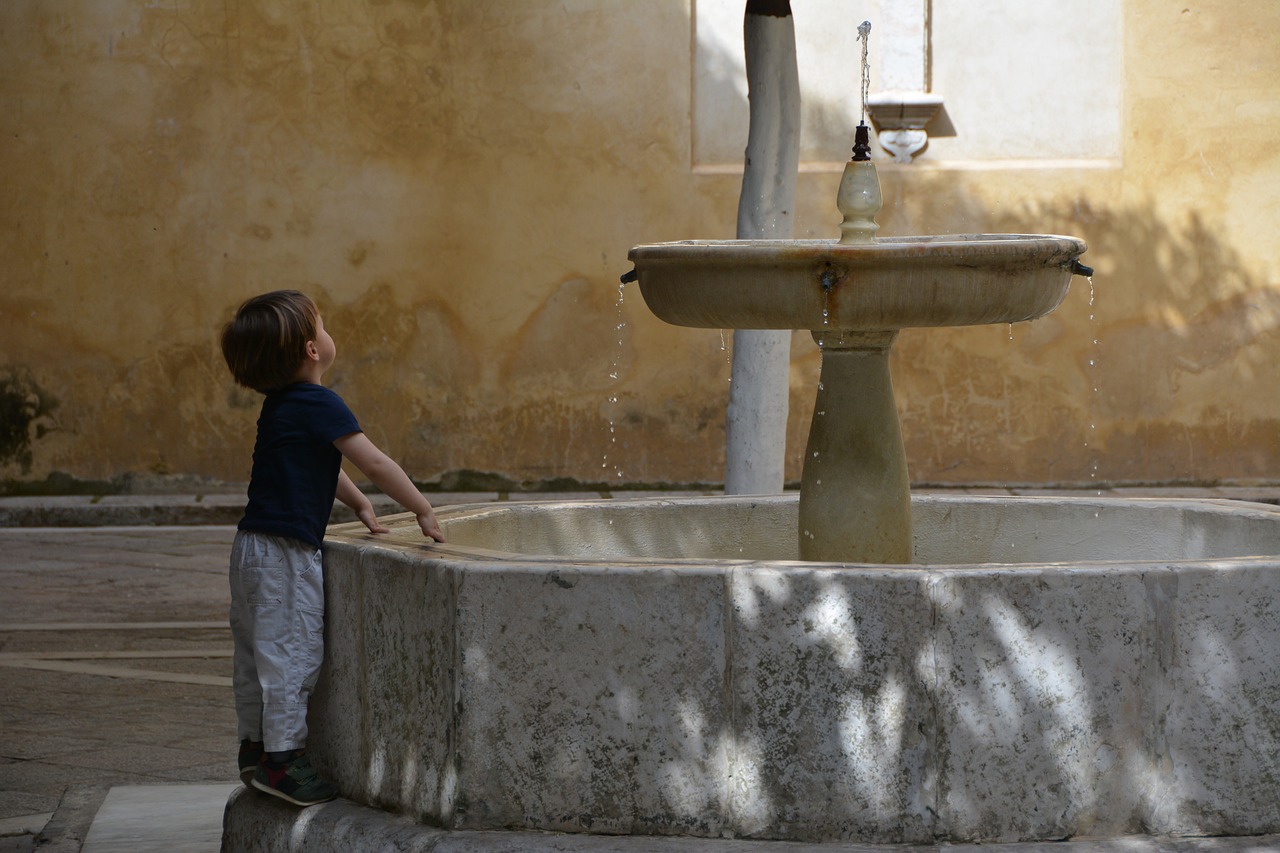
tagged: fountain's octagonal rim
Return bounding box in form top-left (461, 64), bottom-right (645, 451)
top-left (325, 494), bottom-right (1280, 571)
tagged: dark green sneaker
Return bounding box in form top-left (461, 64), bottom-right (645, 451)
top-left (251, 750), bottom-right (338, 807)
top-left (238, 740), bottom-right (264, 786)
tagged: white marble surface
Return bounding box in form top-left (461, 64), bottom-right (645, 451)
top-left (82, 783), bottom-right (237, 853)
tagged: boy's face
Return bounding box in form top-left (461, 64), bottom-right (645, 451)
top-left (312, 313), bottom-right (336, 375)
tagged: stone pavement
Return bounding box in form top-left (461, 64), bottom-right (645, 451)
top-left (0, 524), bottom-right (239, 851)
top-left (1, 486), bottom-right (1279, 852)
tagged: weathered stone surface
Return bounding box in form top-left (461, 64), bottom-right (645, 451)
top-left (311, 543), bottom-right (458, 821)
top-left (454, 562), bottom-right (729, 836)
top-left (727, 566), bottom-right (934, 843)
top-left (1157, 563), bottom-right (1280, 834)
top-left (931, 567), bottom-right (1155, 841)
top-left (285, 496), bottom-right (1280, 845)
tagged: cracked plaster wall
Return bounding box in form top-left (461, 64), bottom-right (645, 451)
top-left (0, 1), bottom-right (1277, 491)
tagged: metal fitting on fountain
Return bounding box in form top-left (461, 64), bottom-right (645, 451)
top-left (837, 122), bottom-right (882, 244)
top-left (851, 121), bottom-right (873, 161)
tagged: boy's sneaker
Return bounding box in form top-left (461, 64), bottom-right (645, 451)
top-left (238, 740), bottom-right (264, 786)
top-left (251, 750), bottom-right (338, 807)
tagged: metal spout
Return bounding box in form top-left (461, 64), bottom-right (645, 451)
top-left (1070, 259), bottom-right (1093, 278)
top-left (852, 122), bottom-right (872, 162)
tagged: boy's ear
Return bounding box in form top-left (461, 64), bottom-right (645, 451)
top-left (303, 339), bottom-right (319, 361)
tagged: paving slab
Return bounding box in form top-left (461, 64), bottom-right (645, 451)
top-left (78, 784), bottom-right (236, 852)
top-left (0, 812), bottom-right (51, 836)
top-left (0, 525), bottom-right (238, 850)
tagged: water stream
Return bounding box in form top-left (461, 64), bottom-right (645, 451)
top-left (602, 281), bottom-right (628, 483)
top-left (857, 20), bottom-right (872, 123)
top-left (1084, 275), bottom-right (1101, 515)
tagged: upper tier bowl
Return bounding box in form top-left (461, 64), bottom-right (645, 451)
top-left (628, 234), bottom-right (1088, 331)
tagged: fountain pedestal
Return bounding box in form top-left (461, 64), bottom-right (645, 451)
top-left (801, 330), bottom-right (909, 562)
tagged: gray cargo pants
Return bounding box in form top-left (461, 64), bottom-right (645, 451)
top-left (228, 530), bottom-right (325, 753)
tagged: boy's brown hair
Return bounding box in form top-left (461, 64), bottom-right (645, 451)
top-left (220, 290), bottom-right (318, 393)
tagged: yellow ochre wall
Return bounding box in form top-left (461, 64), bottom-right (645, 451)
top-left (1, 1), bottom-right (1277, 492)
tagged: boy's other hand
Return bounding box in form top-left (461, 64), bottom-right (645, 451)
top-left (357, 507), bottom-right (391, 534)
top-left (417, 509), bottom-right (445, 542)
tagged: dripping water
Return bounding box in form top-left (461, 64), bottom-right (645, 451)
top-left (1084, 275), bottom-right (1101, 515)
top-left (602, 281), bottom-right (628, 481)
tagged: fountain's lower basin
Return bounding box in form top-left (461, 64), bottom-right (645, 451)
top-left (237, 495), bottom-right (1280, 847)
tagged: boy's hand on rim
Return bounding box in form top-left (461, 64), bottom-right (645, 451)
top-left (356, 506), bottom-right (391, 535)
top-left (417, 510), bottom-right (445, 542)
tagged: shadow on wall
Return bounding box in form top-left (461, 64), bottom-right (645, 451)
top-left (794, 181), bottom-right (1280, 487)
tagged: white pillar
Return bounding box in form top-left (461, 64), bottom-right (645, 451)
top-left (725, 0), bottom-right (799, 496)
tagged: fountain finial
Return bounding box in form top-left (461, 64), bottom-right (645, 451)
top-left (837, 122), bottom-right (881, 243)
top-left (841, 22), bottom-right (880, 243)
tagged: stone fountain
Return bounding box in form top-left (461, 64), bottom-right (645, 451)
top-left (223, 135), bottom-right (1280, 853)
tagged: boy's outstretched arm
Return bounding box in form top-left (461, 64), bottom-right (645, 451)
top-left (334, 432), bottom-right (445, 541)
top-left (336, 468), bottom-right (391, 534)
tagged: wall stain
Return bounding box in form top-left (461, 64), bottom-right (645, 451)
top-left (0, 370), bottom-right (58, 474)
top-left (348, 241), bottom-right (374, 267)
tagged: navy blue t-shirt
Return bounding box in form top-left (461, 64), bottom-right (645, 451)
top-left (238, 383), bottom-right (361, 548)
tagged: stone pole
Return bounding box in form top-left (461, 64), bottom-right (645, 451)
top-left (725, 0), bottom-right (800, 495)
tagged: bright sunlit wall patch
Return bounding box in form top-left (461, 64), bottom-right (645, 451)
top-left (692, 0), bottom-right (1122, 170)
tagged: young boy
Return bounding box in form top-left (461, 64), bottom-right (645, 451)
top-left (219, 289), bottom-right (444, 807)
